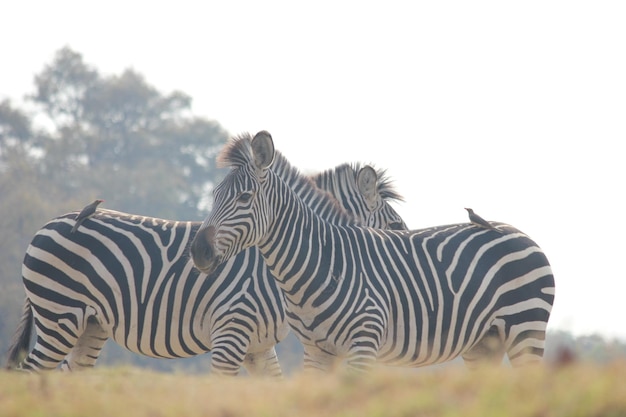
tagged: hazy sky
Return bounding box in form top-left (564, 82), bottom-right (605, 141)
top-left (2, 1), bottom-right (625, 339)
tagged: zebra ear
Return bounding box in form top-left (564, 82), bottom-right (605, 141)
top-left (357, 166), bottom-right (379, 210)
top-left (251, 130), bottom-right (275, 170)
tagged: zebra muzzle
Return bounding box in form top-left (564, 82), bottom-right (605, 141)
top-left (190, 226), bottom-right (220, 274)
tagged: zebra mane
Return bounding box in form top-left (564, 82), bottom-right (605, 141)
top-left (271, 150), bottom-right (305, 187)
top-left (216, 132), bottom-right (306, 182)
top-left (217, 133), bottom-right (357, 225)
top-left (316, 162), bottom-right (405, 203)
top-left (217, 133), bottom-right (255, 169)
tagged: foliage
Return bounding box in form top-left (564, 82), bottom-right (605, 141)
top-left (545, 330), bottom-right (626, 364)
top-left (2, 362), bottom-right (626, 417)
top-left (17, 46), bottom-right (229, 218)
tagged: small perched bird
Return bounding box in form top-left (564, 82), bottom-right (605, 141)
top-left (464, 208), bottom-right (501, 233)
top-left (71, 199), bottom-right (104, 233)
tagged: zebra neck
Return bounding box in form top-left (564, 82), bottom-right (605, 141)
top-left (258, 176), bottom-right (339, 299)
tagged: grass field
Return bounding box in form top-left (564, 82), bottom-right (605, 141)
top-left (2, 361), bottom-right (625, 417)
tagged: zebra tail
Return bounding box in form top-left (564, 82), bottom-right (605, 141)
top-left (5, 298), bottom-right (33, 369)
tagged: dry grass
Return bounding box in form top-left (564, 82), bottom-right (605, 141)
top-left (1, 362), bottom-right (626, 417)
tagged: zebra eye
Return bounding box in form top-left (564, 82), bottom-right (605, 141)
top-left (237, 191), bottom-right (254, 205)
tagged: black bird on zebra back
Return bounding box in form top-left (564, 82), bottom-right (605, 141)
top-left (464, 207), bottom-right (502, 233)
top-left (71, 199), bottom-right (104, 233)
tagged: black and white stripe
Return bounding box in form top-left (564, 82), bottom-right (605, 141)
top-left (6, 135), bottom-right (406, 376)
top-left (191, 131), bottom-right (555, 372)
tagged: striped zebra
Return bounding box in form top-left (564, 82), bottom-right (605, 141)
top-left (190, 131), bottom-right (556, 372)
top-left (5, 142), bottom-right (407, 376)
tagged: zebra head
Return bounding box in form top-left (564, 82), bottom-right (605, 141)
top-left (312, 163), bottom-right (408, 231)
top-left (191, 131), bottom-right (276, 275)
top-left (356, 165), bottom-right (407, 230)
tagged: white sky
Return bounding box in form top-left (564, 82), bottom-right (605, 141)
top-left (2, 1), bottom-right (625, 340)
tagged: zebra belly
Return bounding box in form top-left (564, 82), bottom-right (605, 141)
top-left (103, 291), bottom-right (284, 360)
top-left (376, 325), bottom-right (474, 367)
top-left (109, 319), bottom-right (212, 359)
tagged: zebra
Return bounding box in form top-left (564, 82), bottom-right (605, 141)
top-left (190, 131), bottom-right (556, 372)
top-left (5, 141), bottom-right (407, 376)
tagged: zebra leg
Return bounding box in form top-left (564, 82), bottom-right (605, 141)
top-left (302, 345), bottom-right (336, 373)
top-left (341, 310), bottom-right (384, 373)
top-left (505, 320), bottom-right (549, 367)
top-left (60, 316), bottom-right (109, 371)
top-left (242, 347), bottom-right (283, 377)
top-left (462, 321), bottom-right (507, 369)
top-left (344, 334), bottom-right (381, 373)
top-left (209, 333), bottom-right (252, 376)
top-left (20, 308), bottom-right (91, 371)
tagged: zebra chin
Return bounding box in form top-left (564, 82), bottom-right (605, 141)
top-left (191, 250), bottom-right (223, 276)
top-left (193, 257), bottom-right (222, 276)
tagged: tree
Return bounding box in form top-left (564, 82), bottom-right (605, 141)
top-left (0, 100), bottom-right (54, 347)
top-left (27, 46), bottom-right (229, 219)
